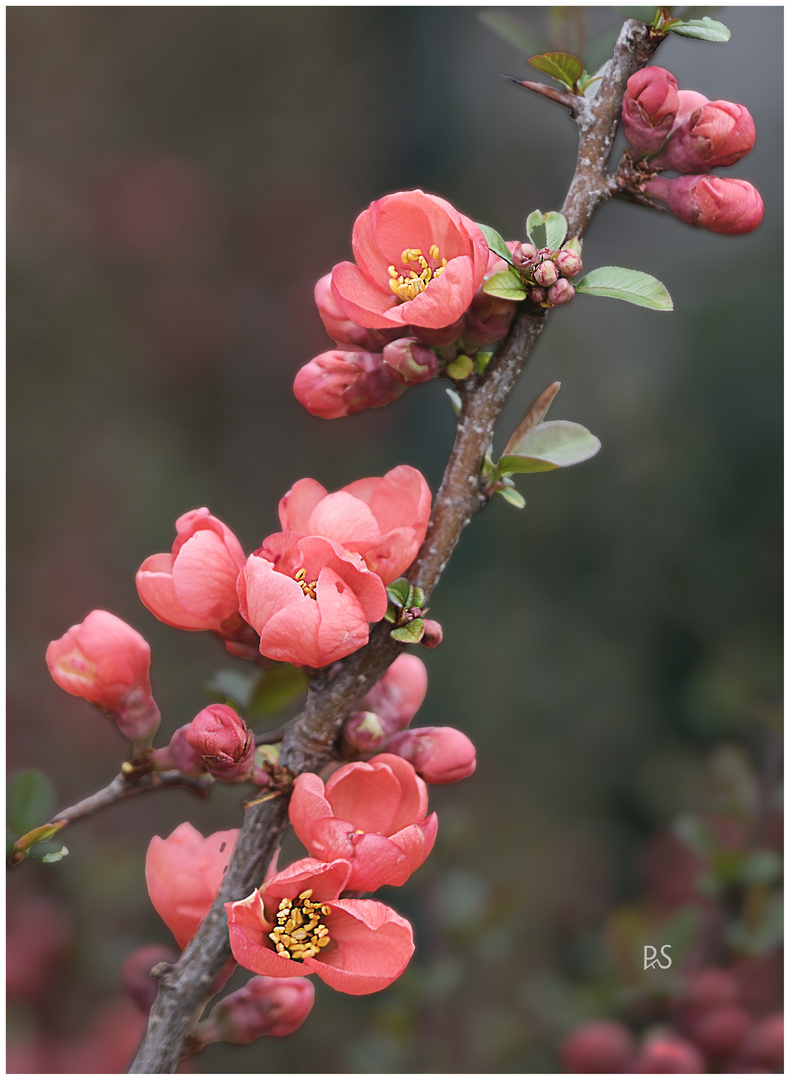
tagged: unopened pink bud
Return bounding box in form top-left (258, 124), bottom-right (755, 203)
top-left (205, 976), bottom-right (314, 1042)
top-left (644, 174), bottom-right (763, 235)
top-left (653, 100), bottom-right (756, 173)
top-left (621, 66), bottom-right (680, 158)
top-left (547, 279), bottom-right (575, 306)
top-left (511, 242), bottom-right (538, 268)
top-left (383, 725), bottom-right (476, 784)
top-left (675, 89), bottom-right (709, 123)
top-left (151, 723), bottom-right (207, 775)
top-left (420, 619), bottom-right (443, 648)
top-left (314, 273), bottom-right (399, 351)
top-left (343, 710), bottom-right (387, 752)
top-left (186, 704), bottom-right (254, 782)
top-left (555, 249), bottom-right (582, 278)
top-left (121, 944), bottom-right (178, 1014)
top-left (382, 337), bottom-right (440, 384)
top-left (413, 317), bottom-right (466, 348)
top-left (533, 259), bottom-right (558, 288)
top-left (294, 349), bottom-right (406, 419)
top-left (530, 287), bottom-right (546, 304)
top-left (560, 1021), bottom-right (636, 1073)
top-left (46, 610), bottom-right (160, 746)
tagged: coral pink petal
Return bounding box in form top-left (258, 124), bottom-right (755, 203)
top-left (299, 537), bottom-right (388, 621)
top-left (307, 492), bottom-right (381, 546)
top-left (288, 774), bottom-right (336, 848)
top-left (364, 465), bottom-right (431, 535)
top-left (399, 256), bottom-right (475, 328)
top-left (351, 205), bottom-right (400, 286)
top-left (387, 816), bottom-right (438, 880)
top-left (373, 194), bottom-right (467, 264)
top-left (314, 568), bottom-right (371, 664)
top-left (305, 816), bottom-right (358, 862)
top-left (172, 530), bottom-right (242, 621)
top-left (238, 557), bottom-right (304, 633)
top-left (361, 527), bottom-right (417, 584)
top-left (345, 832), bottom-right (411, 890)
top-left (262, 858), bottom-right (351, 910)
top-left (257, 596), bottom-right (322, 666)
top-left (137, 554), bottom-right (216, 630)
top-left (368, 752), bottom-right (428, 827)
top-left (331, 263), bottom-right (405, 329)
top-left (460, 212), bottom-right (491, 283)
top-left (326, 760), bottom-right (402, 834)
top-left (305, 899), bottom-right (414, 995)
top-left (278, 478), bottom-right (328, 534)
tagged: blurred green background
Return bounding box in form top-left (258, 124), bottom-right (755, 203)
top-left (7, 7), bottom-right (782, 1072)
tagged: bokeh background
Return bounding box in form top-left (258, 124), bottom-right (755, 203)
top-left (7, 6), bottom-right (782, 1073)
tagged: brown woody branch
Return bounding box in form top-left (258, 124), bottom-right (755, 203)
top-left (129, 18), bottom-right (662, 1073)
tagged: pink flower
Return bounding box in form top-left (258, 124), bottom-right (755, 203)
top-left (293, 349), bottom-right (406, 419)
top-left (202, 976), bottom-right (315, 1042)
top-left (383, 726), bottom-right (477, 784)
top-left (343, 653), bottom-right (428, 752)
top-left (644, 174), bottom-right (764, 234)
top-left (186, 704), bottom-right (255, 782)
top-left (652, 99), bottom-right (756, 173)
top-left (289, 753), bottom-right (437, 890)
top-left (278, 466), bottom-right (431, 585)
top-left (46, 609), bottom-right (160, 745)
top-left (330, 190), bottom-right (489, 330)
top-left (136, 507), bottom-right (246, 633)
top-left (238, 534), bottom-right (388, 668)
top-left (146, 822), bottom-right (238, 949)
top-left (226, 857), bottom-right (414, 995)
top-left (621, 67), bottom-right (680, 158)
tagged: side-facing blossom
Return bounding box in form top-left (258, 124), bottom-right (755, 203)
top-left (278, 466), bottom-right (431, 585)
top-left (293, 349), bottom-right (405, 419)
top-left (289, 754), bottom-right (437, 890)
top-left (146, 822), bottom-right (238, 949)
top-left (621, 66), bottom-right (679, 158)
top-left (643, 174), bottom-right (764, 234)
top-left (343, 653), bottom-right (428, 752)
top-left (46, 609), bottom-right (160, 744)
top-left (226, 858), bottom-right (414, 995)
top-left (330, 190), bottom-right (489, 330)
top-left (383, 726), bottom-right (477, 784)
top-left (652, 99), bottom-right (756, 173)
top-left (238, 534), bottom-right (388, 668)
top-left (136, 508), bottom-right (246, 633)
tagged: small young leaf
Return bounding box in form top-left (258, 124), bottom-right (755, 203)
top-left (482, 268), bottom-right (527, 301)
top-left (387, 578), bottom-right (411, 607)
top-left (248, 665), bottom-right (308, 718)
top-left (474, 351), bottom-right (493, 374)
top-left (525, 210), bottom-right (567, 251)
top-left (667, 17), bottom-right (730, 42)
top-left (406, 585), bottom-right (426, 610)
top-left (476, 223), bottom-right (515, 266)
top-left (391, 619), bottom-right (425, 644)
top-left (528, 51), bottom-right (584, 89)
top-left (40, 845), bottom-right (69, 864)
top-left (12, 821), bottom-right (65, 856)
top-left (446, 387), bottom-right (462, 417)
top-left (503, 381), bottom-right (562, 455)
top-left (575, 266), bottom-right (673, 310)
top-left (7, 769), bottom-right (56, 838)
top-left (384, 602), bottom-right (399, 624)
top-left (498, 487), bottom-right (526, 509)
top-left (499, 420), bottom-right (601, 474)
top-left (478, 10), bottom-right (549, 57)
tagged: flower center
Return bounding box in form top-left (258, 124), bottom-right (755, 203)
top-left (269, 888), bottom-right (332, 961)
top-left (388, 244), bottom-right (448, 303)
top-left (294, 567), bottom-right (317, 599)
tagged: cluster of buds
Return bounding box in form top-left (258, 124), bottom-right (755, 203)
top-left (621, 67), bottom-right (763, 235)
top-left (510, 239), bottom-right (582, 308)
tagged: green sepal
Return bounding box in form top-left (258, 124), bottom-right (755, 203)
top-left (528, 51), bottom-right (584, 90)
top-left (482, 268), bottom-right (527, 301)
top-left (476, 223), bottom-right (516, 267)
top-left (574, 266), bottom-right (673, 310)
top-left (526, 210), bottom-right (568, 251)
top-left (391, 619), bottom-right (425, 644)
top-left (498, 419), bottom-right (601, 474)
top-left (498, 487), bottom-right (526, 509)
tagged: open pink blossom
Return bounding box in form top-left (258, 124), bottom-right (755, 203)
top-left (226, 858), bottom-right (414, 995)
top-left (238, 534), bottom-right (388, 667)
top-left (46, 609), bottom-right (160, 745)
top-left (136, 508), bottom-right (246, 633)
top-left (330, 190), bottom-right (489, 330)
top-left (146, 822), bottom-right (238, 949)
top-left (294, 349), bottom-right (406, 419)
top-left (278, 466), bottom-right (431, 584)
top-left (289, 754), bottom-right (437, 890)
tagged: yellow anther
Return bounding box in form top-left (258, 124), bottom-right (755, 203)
top-left (278, 898), bottom-right (292, 911)
top-left (388, 265), bottom-right (398, 278)
top-left (430, 244), bottom-right (440, 260)
top-left (298, 889), bottom-right (314, 900)
top-left (321, 905), bottom-right (332, 916)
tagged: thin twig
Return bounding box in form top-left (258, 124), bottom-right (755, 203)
top-left (501, 75), bottom-right (579, 114)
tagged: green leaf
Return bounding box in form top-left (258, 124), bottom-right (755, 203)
top-left (478, 10), bottom-right (548, 57)
top-left (391, 619), bottom-right (425, 644)
top-left (406, 585), bottom-right (426, 610)
top-left (499, 420), bottom-right (601, 474)
top-left (474, 351), bottom-right (493, 374)
top-left (7, 769), bottom-right (55, 837)
top-left (387, 578), bottom-right (411, 607)
top-left (40, 845), bottom-right (69, 864)
top-left (498, 487), bottom-right (526, 509)
top-left (248, 665), bottom-right (308, 718)
top-left (446, 387), bottom-right (462, 417)
top-left (482, 268), bottom-right (526, 301)
top-left (574, 266), bottom-right (673, 310)
top-left (503, 381), bottom-right (562, 455)
top-left (476, 223), bottom-right (515, 267)
top-left (384, 602), bottom-right (399, 624)
top-left (667, 16), bottom-right (730, 42)
top-left (528, 51), bottom-right (584, 89)
top-left (525, 210), bottom-right (568, 251)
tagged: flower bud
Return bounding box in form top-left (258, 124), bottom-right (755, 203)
top-left (644, 174), bottom-right (764, 234)
top-left (511, 242), bottom-right (538, 268)
top-left (547, 279), bottom-right (575, 306)
top-left (204, 976), bottom-right (314, 1042)
top-left (382, 337), bottom-right (440, 385)
top-left (343, 710), bottom-right (388, 752)
top-left (121, 944), bottom-right (178, 1014)
top-left (621, 66), bottom-right (679, 158)
top-left (632, 1034), bottom-right (705, 1073)
top-left (555, 248), bottom-right (582, 278)
top-left (151, 723), bottom-right (207, 775)
top-left (676, 89), bottom-right (709, 123)
top-left (652, 100), bottom-right (756, 173)
top-left (559, 1021), bottom-right (636, 1073)
top-left (314, 274), bottom-right (398, 351)
top-left (530, 287), bottom-right (546, 304)
top-left (294, 349), bottom-right (406, 419)
top-left (186, 704), bottom-right (255, 782)
top-left (383, 725), bottom-right (476, 784)
top-left (420, 619), bottom-right (443, 648)
top-left (533, 259), bottom-right (558, 288)
top-left (46, 610), bottom-right (160, 747)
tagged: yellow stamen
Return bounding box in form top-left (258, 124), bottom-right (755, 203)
top-left (268, 891), bottom-right (332, 962)
top-left (388, 242), bottom-right (448, 304)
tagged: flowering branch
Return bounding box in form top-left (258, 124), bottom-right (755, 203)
top-left (129, 17), bottom-right (662, 1074)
